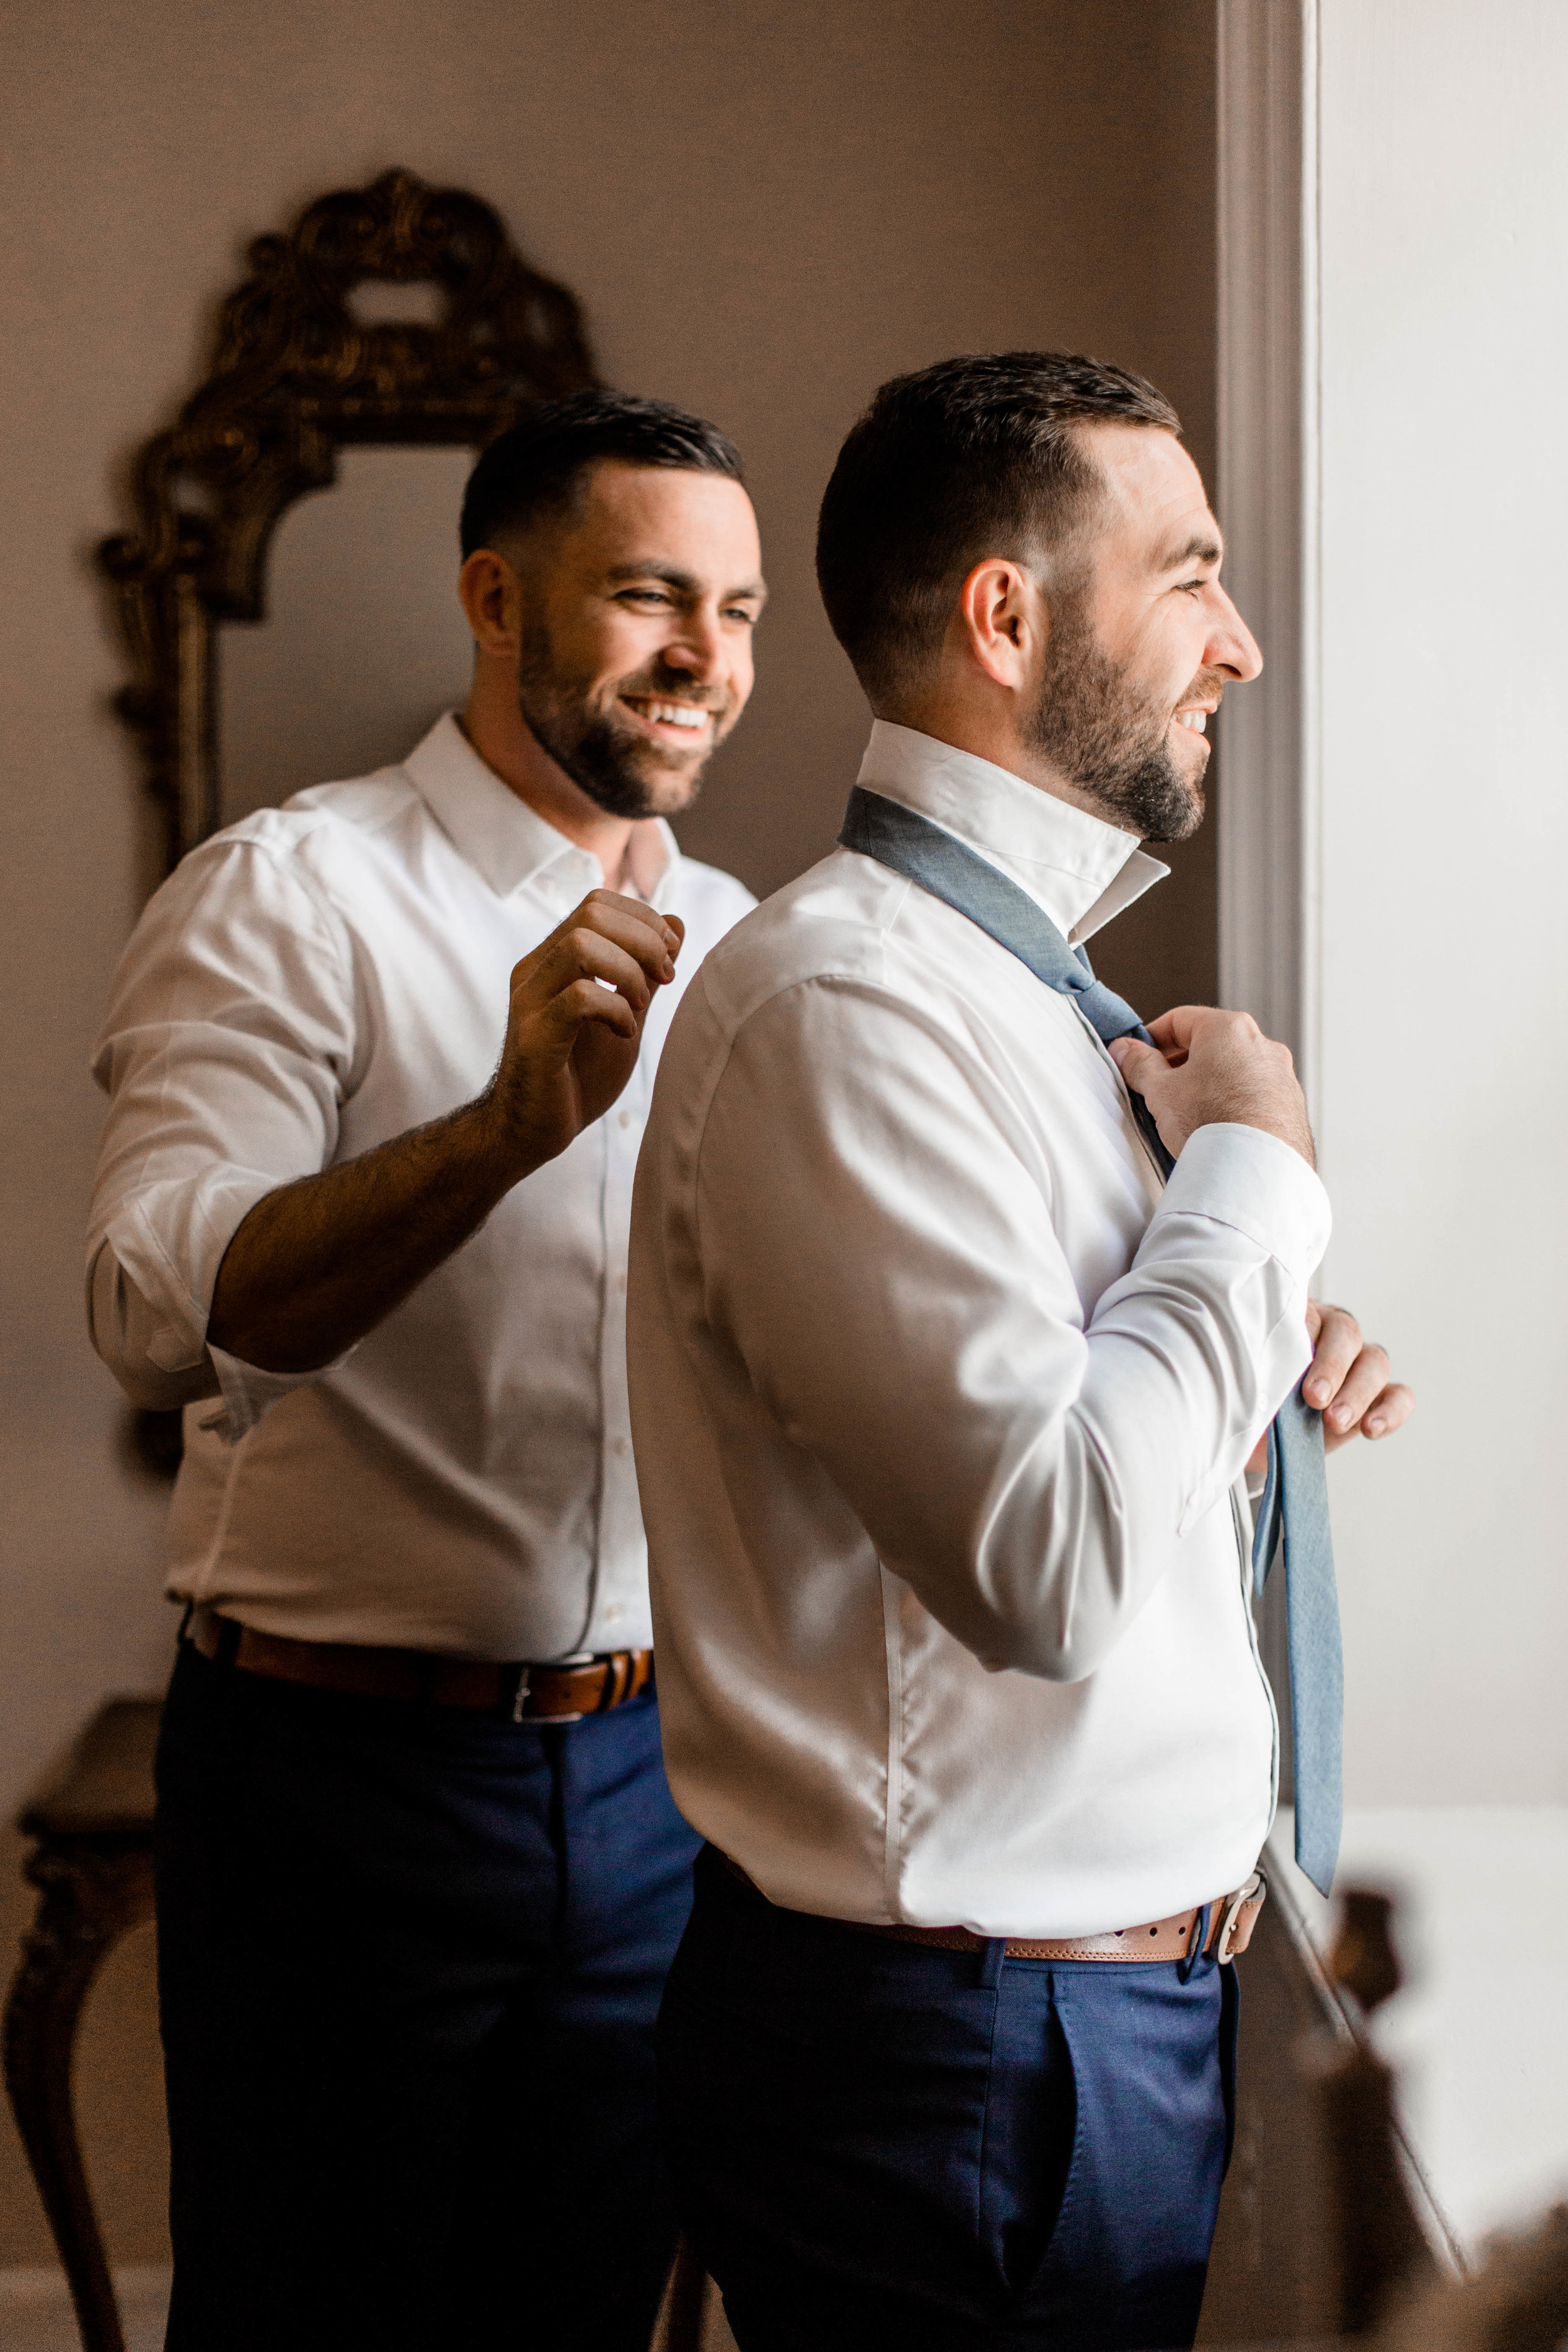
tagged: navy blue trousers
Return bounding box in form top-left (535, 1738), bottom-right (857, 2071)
top-left (154, 1640), bottom-right (700, 2352)
top-left (659, 1848), bottom-right (1238, 2352)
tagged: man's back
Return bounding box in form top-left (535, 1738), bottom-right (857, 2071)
top-left (630, 723), bottom-right (1327, 1938)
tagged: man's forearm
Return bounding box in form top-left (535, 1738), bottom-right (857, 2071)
top-left (206, 1098), bottom-right (518, 1374)
top-left (206, 889), bottom-right (681, 1375)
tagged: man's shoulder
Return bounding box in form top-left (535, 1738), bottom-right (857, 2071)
top-left (252, 763), bottom-right (426, 866)
top-left (164, 765), bottom-right (426, 903)
top-left (112, 768), bottom-right (438, 983)
top-left (682, 847), bottom-right (912, 1041)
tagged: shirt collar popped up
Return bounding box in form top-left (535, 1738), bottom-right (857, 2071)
top-left (403, 711), bottom-right (681, 909)
top-left (854, 719), bottom-right (1169, 948)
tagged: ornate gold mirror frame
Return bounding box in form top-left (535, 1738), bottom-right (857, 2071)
top-left (100, 168), bottom-right (600, 875)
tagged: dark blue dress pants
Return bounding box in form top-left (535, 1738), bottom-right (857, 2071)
top-left (154, 1639), bottom-right (701, 2351)
top-left (659, 1847), bottom-right (1238, 2352)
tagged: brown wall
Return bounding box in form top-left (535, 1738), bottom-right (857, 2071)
top-left (0, 0), bottom-right (1216, 2270)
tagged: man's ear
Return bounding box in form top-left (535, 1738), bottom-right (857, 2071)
top-left (955, 558), bottom-right (1045, 691)
top-left (458, 548), bottom-right (524, 659)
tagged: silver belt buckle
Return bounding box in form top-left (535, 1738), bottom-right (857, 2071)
top-left (1217, 1868), bottom-right (1266, 1964)
top-left (512, 1650), bottom-right (595, 1725)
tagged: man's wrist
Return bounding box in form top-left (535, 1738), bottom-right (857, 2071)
top-left (1190, 1099), bottom-right (1315, 1168)
top-left (452, 1088), bottom-right (544, 1203)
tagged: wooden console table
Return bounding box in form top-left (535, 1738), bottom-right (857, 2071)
top-left (3, 1698), bottom-right (161, 2352)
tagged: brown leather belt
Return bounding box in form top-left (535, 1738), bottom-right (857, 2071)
top-left (720, 1849), bottom-right (1266, 1966)
top-left (187, 1606), bottom-right (652, 1723)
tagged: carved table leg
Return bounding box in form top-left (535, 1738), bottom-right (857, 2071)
top-left (3, 1840), bottom-right (156, 2352)
top-left (662, 2230), bottom-right (709, 2352)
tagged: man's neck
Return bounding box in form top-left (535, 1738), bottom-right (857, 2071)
top-left (881, 699), bottom-right (1112, 830)
top-left (458, 694), bottom-right (637, 890)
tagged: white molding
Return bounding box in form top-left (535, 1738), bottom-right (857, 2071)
top-left (0, 2266), bottom-right (171, 2307)
top-left (0, 2265), bottom-right (170, 2352)
top-left (1217, 0), bottom-right (1322, 1119)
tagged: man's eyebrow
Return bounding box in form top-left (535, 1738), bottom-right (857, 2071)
top-left (605, 561), bottom-right (699, 592)
top-left (1154, 532), bottom-right (1224, 573)
top-left (605, 561), bottom-right (768, 606)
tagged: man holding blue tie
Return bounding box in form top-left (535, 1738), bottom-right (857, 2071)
top-left (628, 352), bottom-right (1411, 2350)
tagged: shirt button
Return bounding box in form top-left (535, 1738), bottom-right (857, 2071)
top-left (613, 1437), bottom-right (630, 1458)
top-left (618, 1110), bottom-right (632, 1130)
top-left (604, 1603), bottom-right (625, 1625)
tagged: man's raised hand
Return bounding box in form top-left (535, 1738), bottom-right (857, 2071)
top-left (1109, 1006), bottom-right (1414, 1461)
top-left (479, 893), bottom-right (684, 1179)
top-left (208, 893), bottom-right (683, 1376)
top-left (1108, 1006), bottom-right (1315, 1167)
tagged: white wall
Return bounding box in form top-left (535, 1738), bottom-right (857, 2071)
top-left (1316, 0), bottom-right (1568, 1802)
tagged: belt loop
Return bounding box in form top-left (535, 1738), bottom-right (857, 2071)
top-left (1177, 1903), bottom-right (1212, 1985)
top-left (600, 1653), bottom-right (629, 1712)
top-left (176, 1600), bottom-right (195, 1646)
top-left (978, 1937), bottom-right (1007, 1992)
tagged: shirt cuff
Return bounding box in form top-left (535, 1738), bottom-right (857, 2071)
top-left (200, 1338), bottom-right (358, 1446)
top-left (1154, 1121), bottom-right (1331, 1288)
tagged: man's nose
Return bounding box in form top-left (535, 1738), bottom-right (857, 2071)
top-left (662, 608), bottom-right (724, 678)
top-left (1208, 584), bottom-right (1263, 683)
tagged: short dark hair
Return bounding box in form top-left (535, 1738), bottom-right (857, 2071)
top-left (460, 389), bottom-right (745, 558)
top-left (815, 351), bottom-right (1182, 702)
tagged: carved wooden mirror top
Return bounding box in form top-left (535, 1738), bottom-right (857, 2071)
top-left (100, 168), bottom-right (600, 872)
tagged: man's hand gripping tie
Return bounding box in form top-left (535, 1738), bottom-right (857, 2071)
top-left (1108, 1006), bottom-right (1413, 1461)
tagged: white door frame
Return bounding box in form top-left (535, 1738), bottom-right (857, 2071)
top-left (1216, 0), bottom-right (1322, 1120)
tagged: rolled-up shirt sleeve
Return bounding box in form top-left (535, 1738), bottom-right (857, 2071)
top-left (87, 832), bottom-right (359, 1436)
top-left (695, 976), bottom-right (1331, 1684)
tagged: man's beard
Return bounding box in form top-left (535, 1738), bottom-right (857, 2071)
top-left (1025, 594), bottom-right (1217, 844)
top-left (516, 625), bottom-right (731, 821)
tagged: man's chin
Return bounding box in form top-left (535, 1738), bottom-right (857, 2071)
top-left (630, 737), bottom-right (712, 798)
top-left (637, 775), bottom-right (705, 820)
top-left (1146, 736), bottom-right (1207, 842)
top-left (601, 756), bottom-right (707, 822)
top-left (1143, 783), bottom-right (1205, 845)
top-left (546, 721), bottom-right (709, 820)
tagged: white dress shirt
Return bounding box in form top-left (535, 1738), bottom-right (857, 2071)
top-left (88, 713), bottom-right (754, 1660)
top-left (628, 721), bottom-right (1332, 1939)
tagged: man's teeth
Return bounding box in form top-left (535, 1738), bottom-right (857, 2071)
top-left (631, 700), bottom-right (709, 730)
top-left (1176, 709), bottom-right (1208, 733)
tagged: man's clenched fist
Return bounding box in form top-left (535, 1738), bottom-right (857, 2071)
top-left (479, 892), bottom-right (684, 1179)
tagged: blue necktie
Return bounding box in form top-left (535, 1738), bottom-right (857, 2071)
top-left (839, 785), bottom-right (1342, 1895)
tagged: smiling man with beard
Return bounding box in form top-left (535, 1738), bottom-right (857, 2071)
top-left (629, 353), bottom-right (1412, 2351)
top-left (86, 392), bottom-right (763, 2352)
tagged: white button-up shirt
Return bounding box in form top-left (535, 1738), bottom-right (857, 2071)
top-left (628, 721), bottom-right (1332, 1938)
top-left (87, 713), bottom-right (753, 1661)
